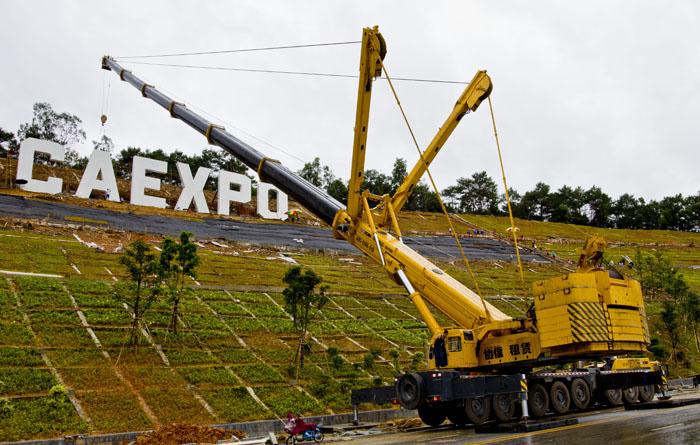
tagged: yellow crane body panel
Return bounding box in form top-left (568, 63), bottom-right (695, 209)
top-left (533, 271), bottom-right (649, 355)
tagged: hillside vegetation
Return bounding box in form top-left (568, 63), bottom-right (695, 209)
top-left (0, 209), bottom-right (698, 441)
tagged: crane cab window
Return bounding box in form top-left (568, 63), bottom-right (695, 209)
top-left (448, 336), bottom-right (462, 352)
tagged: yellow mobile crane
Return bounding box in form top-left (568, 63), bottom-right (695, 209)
top-left (102, 26), bottom-right (663, 426)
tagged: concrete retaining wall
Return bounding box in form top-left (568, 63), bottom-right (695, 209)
top-left (3, 408), bottom-right (417, 445)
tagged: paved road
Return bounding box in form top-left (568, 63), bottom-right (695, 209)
top-left (344, 402), bottom-right (700, 445)
top-left (0, 194), bottom-right (548, 262)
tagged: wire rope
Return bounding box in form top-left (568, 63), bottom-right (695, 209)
top-left (114, 41), bottom-right (362, 59)
top-left (379, 60), bottom-right (492, 323)
top-left (153, 84), bottom-right (306, 166)
top-left (116, 60), bottom-right (469, 85)
top-left (488, 96), bottom-right (525, 285)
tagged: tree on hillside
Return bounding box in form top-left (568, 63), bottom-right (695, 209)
top-left (92, 135), bottom-right (114, 154)
top-left (612, 193), bottom-right (643, 229)
top-left (549, 186), bottom-right (587, 224)
top-left (660, 301), bottom-right (681, 365)
top-left (500, 187), bottom-right (521, 216)
top-left (405, 182), bottom-right (441, 212)
top-left (16, 102), bottom-right (86, 167)
top-left (446, 171), bottom-right (500, 214)
top-left (519, 182), bottom-right (552, 220)
top-left (659, 194), bottom-right (688, 231)
top-left (0, 127), bottom-right (18, 154)
top-left (326, 178), bottom-right (348, 205)
top-left (282, 266), bottom-right (328, 378)
top-left (158, 231), bottom-right (200, 336)
top-left (361, 169), bottom-right (392, 196)
top-left (685, 193), bottom-right (700, 233)
top-left (682, 291), bottom-right (700, 353)
top-left (637, 198), bottom-right (661, 230)
top-left (115, 146), bottom-right (145, 179)
top-left (298, 157), bottom-right (335, 188)
top-left (583, 186), bottom-right (613, 227)
top-left (116, 240), bottom-right (159, 353)
top-left (390, 157), bottom-right (408, 193)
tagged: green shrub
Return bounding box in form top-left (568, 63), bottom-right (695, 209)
top-left (215, 348), bottom-right (257, 364)
top-left (0, 368), bottom-right (56, 395)
top-left (0, 397), bottom-right (12, 418)
top-left (14, 277), bottom-right (63, 292)
top-left (363, 353), bottom-right (375, 370)
top-left (0, 347), bottom-right (44, 366)
top-left (234, 364), bottom-right (284, 383)
top-left (66, 280), bottom-right (111, 295)
top-left (165, 349), bottom-right (217, 365)
top-left (254, 386), bottom-right (321, 417)
top-left (179, 367), bottom-right (238, 386)
top-left (199, 387), bottom-right (267, 421)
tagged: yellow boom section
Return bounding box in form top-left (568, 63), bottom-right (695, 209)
top-left (333, 210), bottom-right (511, 330)
top-left (387, 70), bottom-right (493, 220)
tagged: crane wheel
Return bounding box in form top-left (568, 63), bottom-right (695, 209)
top-left (491, 394), bottom-right (515, 421)
top-left (418, 404), bottom-right (447, 427)
top-left (465, 397), bottom-right (491, 425)
top-left (600, 388), bottom-right (623, 406)
top-left (397, 373), bottom-right (426, 410)
top-left (638, 385), bottom-right (655, 403)
top-left (570, 378), bottom-right (591, 410)
top-left (528, 383), bottom-right (549, 417)
top-left (549, 381), bottom-right (571, 414)
top-left (622, 386), bottom-right (639, 404)
top-left (446, 404), bottom-right (469, 426)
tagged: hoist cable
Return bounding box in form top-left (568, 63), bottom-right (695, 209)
top-left (114, 41), bottom-right (362, 59)
top-left (488, 96), bottom-right (525, 286)
top-left (116, 60), bottom-right (469, 85)
top-left (379, 61), bottom-right (493, 323)
top-left (154, 85), bottom-right (306, 165)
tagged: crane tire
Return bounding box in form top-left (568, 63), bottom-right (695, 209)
top-left (491, 394), bottom-right (515, 421)
top-left (622, 386), bottom-right (639, 404)
top-left (418, 404), bottom-right (446, 427)
top-left (397, 373), bottom-right (426, 410)
top-left (550, 381), bottom-right (571, 414)
top-left (465, 397), bottom-right (491, 425)
top-left (638, 385), bottom-right (655, 403)
top-left (528, 383), bottom-right (549, 417)
top-left (570, 378), bottom-right (591, 410)
top-left (446, 405), bottom-right (469, 426)
top-left (601, 388), bottom-right (623, 406)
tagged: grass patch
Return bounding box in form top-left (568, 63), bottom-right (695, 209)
top-left (0, 368), bottom-right (56, 395)
top-left (234, 363), bottom-right (284, 384)
top-left (0, 347), bottom-right (44, 366)
top-left (178, 366), bottom-right (239, 386)
top-left (78, 389), bottom-right (153, 433)
top-left (65, 215), bottom-right (108, 225)
top-left (255, 386), bottom-right (322, 417)
top-left (200, 387), bottom-right (268, 421)
top-left (0, 396), bottom-right (89, 442)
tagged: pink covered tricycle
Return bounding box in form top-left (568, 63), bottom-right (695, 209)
top-left (284, 412), bottom-right (324, 444)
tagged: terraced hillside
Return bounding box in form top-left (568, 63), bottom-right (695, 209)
top-left (0, 215), bottom-right (698, 442)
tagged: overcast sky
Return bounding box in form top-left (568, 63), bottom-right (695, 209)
top-left (1, 1), bottom-right (698, 202)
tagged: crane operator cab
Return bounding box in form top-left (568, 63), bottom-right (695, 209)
top-left (428, 328), bottom-right (478, 369)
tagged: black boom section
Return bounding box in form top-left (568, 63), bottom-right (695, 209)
top-left (101, 57), bottom-right (344, 225)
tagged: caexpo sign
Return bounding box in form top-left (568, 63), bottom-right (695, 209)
top-left (15, 138), bottom-right (288, 219)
